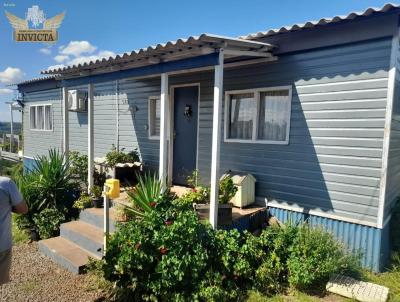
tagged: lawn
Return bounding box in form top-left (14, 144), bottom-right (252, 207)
top-left (245, 265), bottom-right (400, 302)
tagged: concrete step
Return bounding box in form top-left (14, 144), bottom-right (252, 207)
top-left (79, 207), bottom-right (118, 232)
top-left (60, 220), bottom-right (104, 257)
top-left (38, 236), bottom-right (100, 274)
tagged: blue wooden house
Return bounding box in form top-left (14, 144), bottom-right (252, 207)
top-left (16, 4), bottom-right (400, 271)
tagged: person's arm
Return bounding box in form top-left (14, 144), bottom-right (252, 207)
top-left (12, 201), bottom-right (28, 214)
top-left (8, 179), bottom-right (28, 214)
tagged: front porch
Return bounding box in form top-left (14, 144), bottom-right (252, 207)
top-left (46, 34), bottom-right (277, 228)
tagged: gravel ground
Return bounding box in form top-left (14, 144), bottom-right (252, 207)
top-left (0, 243), bottom-right (105, 302)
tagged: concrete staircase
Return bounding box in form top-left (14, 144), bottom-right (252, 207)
top-left (38, 207), bottom-right (117, 274)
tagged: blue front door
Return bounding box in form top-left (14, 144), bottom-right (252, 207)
top-left (173, 86), bottom-right (199, 185)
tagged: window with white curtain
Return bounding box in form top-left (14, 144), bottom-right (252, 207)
top-left (148, 96), bottom-right (160, 139)
top-left (30, 105), bottom-right (53, 131)
top-left (225, 86), bottom-right (292, 144)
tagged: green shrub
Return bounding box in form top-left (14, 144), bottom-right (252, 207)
top-left (286, 225), bottom-right (358, 289)
top-left (91, 185), bottom-right (102, 199)
top-left (103, 205), bottom-right (215, 301)
top-left (73, 193), bottom-right (93, 209)
top-left (69, 151), bottom-right (88, 184)
top-left (30, 149), bottom-right (76, 211)
top-left (33, 207), bottom-right (65, 239)
top-left (253, 224), bottom-right (359, 293)
top-left (16, 149), bottom-right (78, 236)
top-left (178, 186), bottom-right (210, 207)
top-left (219, 176), bottom-right (238, 204)
top-left (97, 177), bottom-right (359, 301)
top-left (69, 151), bottom-right (106, 189)
top-left (178, 174), bottom-right (236, 206)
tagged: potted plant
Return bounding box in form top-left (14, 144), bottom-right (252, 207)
top-left (188, 175), bottom-right (237, 225)
top-left (105, 145), bottom-right (141, 184)
top-left (90, 185), bottom-right (103, 208)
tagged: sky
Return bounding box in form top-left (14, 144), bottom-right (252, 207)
top-left (0, 0), bottom-right (394, 122)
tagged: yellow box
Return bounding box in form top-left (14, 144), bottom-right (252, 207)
top-left (105, 179), bottom-right (120, 199)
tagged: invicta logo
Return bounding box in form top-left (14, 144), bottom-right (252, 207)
top-left (5, 5), bottom-right (65, 43)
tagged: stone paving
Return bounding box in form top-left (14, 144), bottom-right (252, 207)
top-left (326, 274), bottom-right (389, 302)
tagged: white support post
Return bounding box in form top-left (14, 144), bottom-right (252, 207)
top-left (62, 87), bottom-right (69, 156)
top-left (209, 49), bottom-right (224, 229)
top-left (103, 184), bottom-right (110, 255)
top-left (159, 73), bottom-right (169, 191)
top-left (88, 83), bottom-right (94, 192)
top-left (9, 104), bottom-right (13, 153)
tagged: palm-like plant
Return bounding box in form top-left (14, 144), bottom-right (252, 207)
top-left (31, 149), bottom-right (74, 210)
top-left (125, 173), bottom-right (162, 217)
top-left (15, 149), bottom-right (78, 237)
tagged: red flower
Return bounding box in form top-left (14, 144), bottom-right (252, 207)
top-left (159, 247), bottom-right (168, 255)
top-left (191, 188), bottom-right (197, 192)
top-left (149, 202), bottom-right (157, 207)
top-left (165, 220), bottom-right (173, 226)
top-left (134, 243), bottom-right (141, 250)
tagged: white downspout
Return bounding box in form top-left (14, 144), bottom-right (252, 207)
top-left (88, 83), bottom-right (94, 192)
top-left (115, 80), bottom-right (120, 150)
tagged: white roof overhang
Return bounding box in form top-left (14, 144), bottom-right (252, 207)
top-left (41, 34), bottom-right (276, 78)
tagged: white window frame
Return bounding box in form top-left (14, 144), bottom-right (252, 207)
top-left (29, 104), bottom-right (53, 132)
top-left (224, 85), bottom-right (292, 145)
top-left (148, 96), bottom-right (160, 140)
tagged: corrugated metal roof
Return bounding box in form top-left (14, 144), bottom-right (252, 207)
top-left (42, 34), bottom-right (275, 75)
top-left (11, 75), bottom-right (56, 86)
top-left (241, 3), bottom-right (400, 40)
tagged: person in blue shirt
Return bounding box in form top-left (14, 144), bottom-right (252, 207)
top-left (0, 176), bottom-right (27, 285)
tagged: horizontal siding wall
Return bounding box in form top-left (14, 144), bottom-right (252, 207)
top-left (23, 88), bottom-right (62, 158)
top-left (194, 38), bottom-right (391, 226)
top-left (384, 35), bottom-right (400, 220)
top-left (67, 79), bottom-right (162, 169)
top-left (22, 38), bottom-right (391, 227)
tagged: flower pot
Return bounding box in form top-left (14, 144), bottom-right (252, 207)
top-left (30, 229), bottom-right (40, 241)
top-left (194, 203), bottom-right (233, 225)
top-left (91, 197), bottom-right (103, 208)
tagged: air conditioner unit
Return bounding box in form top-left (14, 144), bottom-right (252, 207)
top-left (68, 90), bottom-right (87, 112)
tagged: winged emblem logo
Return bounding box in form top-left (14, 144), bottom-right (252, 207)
top-left (5, 5), bottom-right (65, 43)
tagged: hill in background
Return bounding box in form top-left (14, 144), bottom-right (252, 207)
top-left (0, 122), bottom-right (22, 136)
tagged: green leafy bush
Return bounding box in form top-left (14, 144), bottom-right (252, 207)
top-left (286, 225), bottom-right (358, 289)
top-left (90, 185), bottom-right (102, 199)
top-left (103, 204), bottom-right (215, 301)
top-left (69, 151), bottom-right (106, 189)
top-left (69, 151), bottom-right (88, 184)
top-left (219, 176), bottom-right (238, 204)
top-left (15, 149), bottom-right (78, 237)
top-left (178, 186), bottom-right (210, 207)
top-left (73, 193), bottom-right (93, 209)
top-left (178, 174), bottom-right (236, 206)
top-left (33, 207), bottom-right (65, 239)
top-left (98, 177), bottom-right (359, 301)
